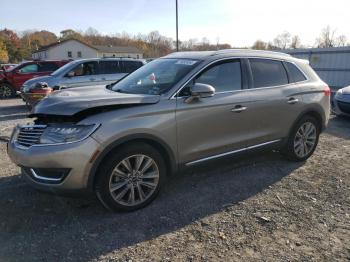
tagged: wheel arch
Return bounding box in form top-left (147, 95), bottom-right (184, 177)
top-left (87, 134), bottom-right (177, 191)
top-left (295, 108), bottom-right (324, 131)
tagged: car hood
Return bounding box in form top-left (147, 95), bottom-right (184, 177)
top-left (31, 85), bottom-right (160, 117)
top-left (341, 86), bottom-right (350, 95)
top-left (24, 75), bottom-right (54, 87)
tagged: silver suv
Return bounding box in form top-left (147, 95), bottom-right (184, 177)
top-left (21, 58), bottom-right (146, 92)
top-left (8, 50), bottom-right (330, 211)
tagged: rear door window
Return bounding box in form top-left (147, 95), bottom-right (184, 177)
top-left (99, 61), bottom-right (121, 74)
top-left (285, 62), bottom-right (307, 83)
top-left (120, 61), bottom-right (143, 73)
top-left (39, 62), bottom-right (59, 72)
top-left (249, 59), bottom-right (288, 88)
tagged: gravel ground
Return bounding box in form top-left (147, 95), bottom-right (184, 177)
top-left (0, 98), bottom-right (349, 262)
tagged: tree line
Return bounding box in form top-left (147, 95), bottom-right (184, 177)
top-left (252, 26), bottom-right (348, 50)
top-left (0, 26), bottom-right (348, 63)
top-left (0, 27), bottom-right (231, 63)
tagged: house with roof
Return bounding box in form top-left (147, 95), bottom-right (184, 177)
top-left (32, 39), bottom-right (143, 60)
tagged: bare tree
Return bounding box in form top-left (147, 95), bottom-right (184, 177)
top-left (85, 27), bottom-right (100, 37)
top-left (335, 35), bottom-right (347, 47)
top-left (290, 35), bottom-right (301, 49)
top-left (315, 26), bottom-right (337, 48)
top-left (273, 31), bottom-right (291, 49)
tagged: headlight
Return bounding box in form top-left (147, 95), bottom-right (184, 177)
top-left (335, 89), bottom-right (343, 98)
top-left (39, 124), bottom-right (99, 144)
top-left (21, 85), bottom-right (29, 92)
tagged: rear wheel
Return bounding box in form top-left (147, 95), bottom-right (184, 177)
top-left (283, 116), bottom-right (320, 161)
top-left (95, 143), bottom-right (166, 212)
top-left (0, 83), bottom-right (16, 99)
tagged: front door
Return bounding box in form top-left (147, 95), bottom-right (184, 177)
top-left (60, 61), bottom-right (99, 88)
top-left (175, 59), bottom-right (254, 164)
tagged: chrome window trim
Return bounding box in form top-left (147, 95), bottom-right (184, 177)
top-left (170, 56), bottom-right (310, 99)
top-left (247, 58), bottom-right (309, 89)
top-left (14, 124), bottom-right (100, 149)
top-left (185, 139), bottom-right (282, 166)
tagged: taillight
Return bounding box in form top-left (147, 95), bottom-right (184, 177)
top-left (324, 86), bottom-right (331, 97)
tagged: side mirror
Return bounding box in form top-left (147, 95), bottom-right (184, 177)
top-left (66, 71), bottom-right (75, 77)
top-left (185, 83), bottom-right (215, 103)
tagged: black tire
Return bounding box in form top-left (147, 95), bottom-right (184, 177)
top-left (283, 115), bottom-right (320, 162)
top-left (95, 142), bottom-right (166, 212)
top-left (0, 83), bottom-right (16, 99)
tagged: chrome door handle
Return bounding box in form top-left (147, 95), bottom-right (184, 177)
top-left (101, 78), bottom-right (106, 80)
top-left (287, 98), bottom-right (299, 104)
top-left (90, 78), bottom-right (96, 81)
top-left (231, 106), bottom-right (247, 113)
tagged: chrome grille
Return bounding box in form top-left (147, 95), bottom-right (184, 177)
top-left (16, 125), bottom-right (46, 147)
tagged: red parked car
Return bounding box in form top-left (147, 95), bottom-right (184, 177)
top-left (0, 60), bottom-right (69, 99)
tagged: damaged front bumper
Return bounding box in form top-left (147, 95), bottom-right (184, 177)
top-left (7, 125), bottom-right (101, 192)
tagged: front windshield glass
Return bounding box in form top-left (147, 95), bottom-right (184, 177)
top-left (50, 60), bottom-right (78, 76)
top-left (111, 58), bottom-right (199, 95)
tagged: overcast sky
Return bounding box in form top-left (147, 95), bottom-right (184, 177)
top-left (1, 0), bottom-right (349, 47)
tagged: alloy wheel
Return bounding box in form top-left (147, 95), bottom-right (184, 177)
top-left (293, 122), bottom-right (317, 158)
top-left (0, 85), bottom-right (13, 99)
top-left (108, 154), bottom-right (160, 206)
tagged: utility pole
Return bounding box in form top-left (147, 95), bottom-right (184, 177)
top-left (176, 0), bottom-right (179, 51)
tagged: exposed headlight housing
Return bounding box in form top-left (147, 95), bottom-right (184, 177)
top-left (39, 124), bottom-right (99, 144)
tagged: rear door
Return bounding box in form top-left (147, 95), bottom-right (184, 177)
top-left (176, 59), bottom-right (256, 164)
top-left (244, 58), bottom-right (306, 146)
top-left (98, 60), bottom-right (125, 85)
top-left (59, 61), bottom-right (99, 88)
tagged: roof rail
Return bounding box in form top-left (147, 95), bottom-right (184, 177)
top-left (101, 56), bottom-right (139, 59)
top-left (211, 49), bottom-right (291, 57)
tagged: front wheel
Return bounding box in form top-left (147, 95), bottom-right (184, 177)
top-left (283, 116), bottom-right (320, 161)
top-left (0, 83), bottom-right (16, 99)
top-left (95, 143), bottom-right (166, 212)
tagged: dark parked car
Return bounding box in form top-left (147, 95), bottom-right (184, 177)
top-left (0, 60), bottom-right (68, 98)
top-left (333, 86), bottom-right (350, 117)
top-left (8, 49), bottom-right (330, 212)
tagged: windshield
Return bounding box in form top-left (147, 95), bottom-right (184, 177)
top-left (5, 62), bottom-right (26, 72)
top-left (50, 60), bottom-right (78, 76)
top-left (111, 58), bottom-right (199, 95)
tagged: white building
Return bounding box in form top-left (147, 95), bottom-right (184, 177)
top-left (32, 39), bottom-right (143, 60)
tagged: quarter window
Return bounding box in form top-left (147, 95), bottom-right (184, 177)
top-left (120, 61), bottom-right (144, 73)
top-left (195, 60), bottom-right (242, 92)
top-left (285, 62), bottom-right (307, 83)
top-left (250, 59), bottom-right (288, 88)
